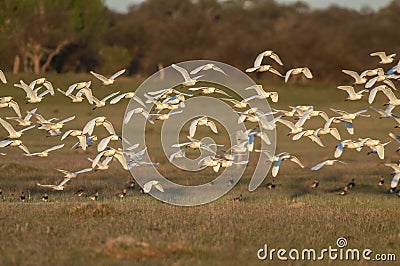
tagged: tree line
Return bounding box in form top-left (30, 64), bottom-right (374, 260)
top-left (0, 0), bottom-right (399, 82)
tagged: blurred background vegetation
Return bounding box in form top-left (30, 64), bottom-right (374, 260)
top-left (0, 0), bottom-right (399, 82)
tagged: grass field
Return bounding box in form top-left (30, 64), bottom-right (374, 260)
top-left (0, 72), bottom-right (399, 265)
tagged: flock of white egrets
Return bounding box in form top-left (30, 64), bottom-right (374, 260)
top-left (1, 49), bottom-right (400, 200)
top-left (244, 50), bottom-right (400, 195)
top-left (0, 69), bottom-right (163, 196)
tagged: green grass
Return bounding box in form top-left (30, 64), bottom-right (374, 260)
top-left (0, 73), bottom-right (400, 265)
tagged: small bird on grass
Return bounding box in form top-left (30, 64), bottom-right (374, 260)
top-left (88, 191), bottom-right (98, 201)
top-left (41, 193), bottom-right (49, 202)
top-left (347, 179), bottom-right (355, 189)
top-left (127, 180), bottom-right (135, 189)
top-left (338, 186), bottom-right (348, 195)
top-left (378, 176), bottom-right (385, 186)
top-left (20, 191), bottom-right (25, 201)
top-left (117, 189), bottom-right (127, 199)
top-left (311, 179), bottom-right (319, 188)
top-left (233, 194), bottom-right (243, 202)
top-left (74, 188), bottom-right (84, 197)
top-left (265, 180), bottom-right (276, 189)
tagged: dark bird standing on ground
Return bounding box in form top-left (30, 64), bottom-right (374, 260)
top-left (347, 179), bottom-right (355, 189)
top-left (74, 188), bottom-right (84, 197)
top-left (88, 191), bottom-right (98, 201)
top-left (233, 194), bottom-right (243, 202)
top-left (41, 193), bottom-right (49, 202)
top-left (378, 177), bottom-right (384, 186)
top-left (118, 189), bottom-right (127, 199)
top-left (20, 191), bottom-right (25, 201)
top-left (127, 180), bottom-right (135, 189)
top-left (265, 180), bottom-right (276, 189)
top-left (338, 186), bottom-right (348, 195)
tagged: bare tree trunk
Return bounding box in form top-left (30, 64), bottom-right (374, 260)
top-left (28, 42), bottom-right (43, 74)
top-left (13, 55), bottom-right (20, 74)
top-left (158, 63), bottom-right (164, 80)
top-left (32, 54), bottom-right (41, 74)
top-left (40, 39), bottom-right (72, 73)
top-left (23, 53), bottom-right (29, 72)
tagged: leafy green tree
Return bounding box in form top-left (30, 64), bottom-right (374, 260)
top-left (0, 0), bottom-right (108, 73)
top-left (98, 45), bottom-right (132, 74)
